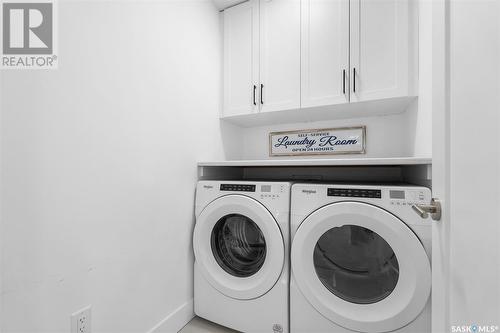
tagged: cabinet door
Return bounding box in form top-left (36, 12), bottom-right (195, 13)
top-left (301, 0), bottom-right (350, 108)
top-left (350, 0), bottom-right (411, 102)
top-left (223, 0), bottom-right (259, 117)
top-left (259, 0), bottom-right (301, 113)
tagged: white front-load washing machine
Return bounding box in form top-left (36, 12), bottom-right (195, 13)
top-left (193, 181), bottom-right (291, 333)
top-left (290, 184), bottom-right (432, 333)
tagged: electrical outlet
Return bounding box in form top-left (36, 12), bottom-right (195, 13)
top-left (71, 306), bottom-right (91, 333)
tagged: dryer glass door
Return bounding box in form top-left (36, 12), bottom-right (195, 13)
top-left (291, 201), bottom-right (431, 333)
top-left (314, 224), bottom-right (399, 305)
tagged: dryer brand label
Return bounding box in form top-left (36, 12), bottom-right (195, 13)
top-left (301, 189), bottom-right (317, 194)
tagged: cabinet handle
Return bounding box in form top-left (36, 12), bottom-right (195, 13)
top-left (260, 84), bottom-right (264, 104)
top-left (353, 67), bottom-right (356, 93)
top-left (342, 69), bottom-right (346, 95)
top-left (253, 85), bottom-right (257, 106)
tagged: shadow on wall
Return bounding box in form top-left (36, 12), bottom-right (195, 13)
top-left (220, 120), bottom-right (245, 160)
top-left (405, 98), bottom-right (432, 157)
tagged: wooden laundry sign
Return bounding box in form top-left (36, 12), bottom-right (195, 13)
top-left (269, 126), bottom-right (366, 157)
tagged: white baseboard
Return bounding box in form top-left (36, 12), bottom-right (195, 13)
top-left (147, 299), bottom-right (194, 333)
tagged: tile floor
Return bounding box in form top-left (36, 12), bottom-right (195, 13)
top-left (179, 317), bottom-right (239, 333)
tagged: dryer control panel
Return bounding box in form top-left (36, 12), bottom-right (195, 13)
top-left (328, 188), bottom-right (382, 199)
top-left (324, 187), bottom-right (428, 207)
top-left (388, 189), bottom-right (427, 207)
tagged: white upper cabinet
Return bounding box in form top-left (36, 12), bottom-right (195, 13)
top-left (349, 0), bottom-right (411, 102)
top-left (301, 0), bottom-right (350, 108)
top-left (259, 0), bottom-right (301, 113)
top-left (223, 0), bottom-right (259, 117)
top-left (222, 0), bottom-right (416, 123)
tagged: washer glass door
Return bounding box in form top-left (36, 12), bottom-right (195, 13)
top-left (211, 214), bottom-right (267, 277)
top-left (194, 195), bottom-right (284, 300)
top-left (291, 202), bottom-right (431, 333)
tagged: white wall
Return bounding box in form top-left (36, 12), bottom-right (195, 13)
top-left (0, 1), bottom-right (234, 332)
top-left (448, 0), bottom-right (500, 328)
top-left (410, 0), bottom-right (433, 157)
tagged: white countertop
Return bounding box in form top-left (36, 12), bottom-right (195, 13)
top-left (198, 157), bottom-right (432, 167)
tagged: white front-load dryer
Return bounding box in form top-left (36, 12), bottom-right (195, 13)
top-left (290, 184), bottom-right (432, 333)
top-left (194, 181), bottom-right (291, 333)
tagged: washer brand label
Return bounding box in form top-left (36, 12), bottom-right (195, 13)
top-left (203, 185), bottom-right (214, 189)
top-left (301, 189), bottom-right (317, 194)
top-left (272, 324), bottom-right (283, 333)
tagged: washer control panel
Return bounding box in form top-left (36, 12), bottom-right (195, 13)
top-left (220, 184), bottom-right (256, 192)
top-left (218, 183), bottom-right (287, 200)
top-left (259, 184), bottom-right (287, 200)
